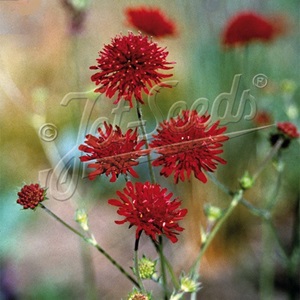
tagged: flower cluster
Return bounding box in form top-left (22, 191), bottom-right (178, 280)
top-left (79, 122), bottom-right (146, 182)
top-left (108, 181), bottom-right (187, 243)
top-left (90, 32), bottom-right (174, 107)
top-left (17, 183), bottom-right (46, 210)
top-left (150, 110), bottom-right (228, 183)
top-left (125, 6), bottom-right (177, 38)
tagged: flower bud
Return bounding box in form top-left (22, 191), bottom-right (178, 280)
top-left (135, 256), bottom-right (156, 280)
top-left (204, 204), bottom-right (223, 222)
top-left (75, 209), bottom-right (89, 231)
top-left (239, 171), bottom-right (254, 190)
top-left (179, 274), bottom-right (201, 293)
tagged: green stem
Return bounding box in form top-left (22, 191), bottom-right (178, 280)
top-left (39, 203), bottom-right (140, 288)
top-left (208, 173), bottom-right (269, 219)
top-left (190, 190), bottom-right (243, 276)
top-left (134, 234), bottom-right (146, 293)
top-left (158, 236), bottom-right (169, 300)
top-left (164, 255), bottom-right (180, 290)
top-left (136, 101), bottom-right (156, 184)
top-left (260, 220), bottom-right (275, 300)
top-left (252, 137), bottom-right (284, 182)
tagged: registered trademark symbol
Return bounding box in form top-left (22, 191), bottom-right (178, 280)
top-left (252, 74), bottom-right (268, 88)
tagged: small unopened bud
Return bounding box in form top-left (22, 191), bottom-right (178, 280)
top-left (75, 209), bottom-right (89, 231)
top-left (204, 204), bottom-right (223, 222)
top-left (135, 256), bottom-right (156, 280)
top-left (239, 171), bottom-right (254, 190)
top-left (179, 274), bottom-right (201, 293)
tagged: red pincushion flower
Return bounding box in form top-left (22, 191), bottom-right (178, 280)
top-left (17, 183), bottom-right (46, 210)
top-left (108, 181), bottom-right (187, 243)
top-left (277, 122), bottom-right (300, 139)
top-left (125, 6), bottom-right (177, 38)
top-left (149, 110), bottom-right (229, 183)
top-left (79, 122), bottom-right (146, 182)
top-left (222, 11), bottom-right (283, 47)
top-left (90, 32), bottom-right (174, 107)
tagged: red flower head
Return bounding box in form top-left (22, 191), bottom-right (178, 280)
top-left (125, 6), bottom-right (177, 38)
top-left (79, 122), bottom-right (146, 182)
top-left (17, 183), bottom-right (46, 210)
top-left (270, 121), bottom-right (299, 148)
top-left (90, 32), bottom-right (174, 107)
top-left (277, 122), bottom-right (300, 139)
top-left (149, 110), bottom-right (229, 183)
top-left (108, 181), bottom-right (187, 243)
top-left (222, 11), bottom-right (285, 47)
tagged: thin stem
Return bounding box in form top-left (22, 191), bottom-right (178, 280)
top-left (134, 234), bottom-right (146, 293)
top-left (260, 220), bottom-right (275, 300)
top-left (164, 256), bottom-right (180, 290)
top-left (190, 190), bottom-right (243, 276)
top-left (252, 137), bottom-right (284, 182)
top-left (268, 221), bottom-right (289, 263)
top-left (39, 203), bottom-right (140, 288)
top-left (136, 101), bottom-right (156, 184)
top-left (158, 236), bottom-right (169, 300)
top-left (207, 173), bottom-right (269, 219)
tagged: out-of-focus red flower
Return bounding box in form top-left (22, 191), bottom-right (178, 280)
top-left (277, 122), bottom-right (300, 139)
top-left (17, 183), bottom-right (46, 210)
top-left (108, 181), bottom-right (187, 243)
top-left (90, 32), bottom-right (174, 107)
top-left (79, 122), bottom-right (146, 182)
top-left (270, 121), bottom-right (299, 149)
top-left (125, 6), bottom-right (177, 38)
top-left (150, 110), bottom-right (229, 183)
top-left (222, 11), bottom-right (286, 47)
top-left (253, 111), bottom-right (273, 126)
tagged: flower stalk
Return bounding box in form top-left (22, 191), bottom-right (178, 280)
top-left (39, 203), bottom-right (140, 288)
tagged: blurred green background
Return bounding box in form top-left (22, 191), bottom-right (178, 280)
top-left (1, 1), bottom-right (299, 299)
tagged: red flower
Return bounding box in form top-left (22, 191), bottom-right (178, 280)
top-left (90, 32), bottom-right (174, 107)
top-left (149, 110), bottom-right (229, 183)
top-left (125, 6), bottom-right (177, 38)
top-left (222, 11), bottom-right (284, 47)
top-left (17, 183), bottom-right (46, 210)
top-left (270, 121), bottom-right (299, 149)
top-left (253, 111), bottom-right (273, 126)
top-left (108, 181), bottom-right (187, 243)
top-left (277, 122), bottom-right (300, 139)
top-left (79, 123), bottom-right (146, 182)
